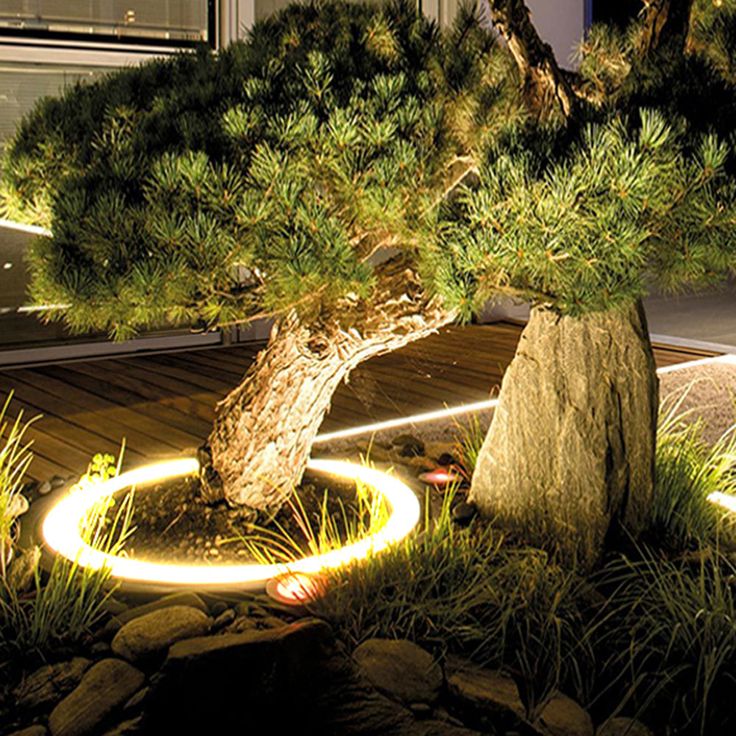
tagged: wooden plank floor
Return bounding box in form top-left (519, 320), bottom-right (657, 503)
top-left (0, 322), bottom-right (715, 482)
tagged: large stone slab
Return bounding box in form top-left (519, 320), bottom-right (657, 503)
top-left (144, 617), bottom-right (418, 734)
top-left (48, 659), bottom-right (145, 736)
top-left (111, 605), bottom-right (211, 663)
top-left (144, 618), bottom-right (336, 732)
top-left (353, 638), bottom-right (443, 705)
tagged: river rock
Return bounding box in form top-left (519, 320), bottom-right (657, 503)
top-left (353, 639), bottom-right (442, 705)
top-left (597, 717), bottom-right (654, 736)
top-left (48, 659), bottom-right (145, 736)
top-left (114, 592), bottom-right (208, 624)
top-left (446, 659), bottom-right (526, 732)
top-left (7, 546), bottom-right (41, 594)
top-left (14, 657), bottom-right (91, 711)
top-left (103, 592), bottom-right (208, 637)
top-left (111, 606), bottom-right (211, 663)
top-left (8, 726), bottom-right (47, 736)
top-left (535, 693), bottom-right (594, 736)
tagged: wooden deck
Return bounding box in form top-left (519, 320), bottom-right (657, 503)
top-left (0, 322), bottom-right (714, 482)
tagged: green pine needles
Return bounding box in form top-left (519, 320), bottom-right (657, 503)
top-left (2, 1), bottom-right (513, 341)
top-left (428, 109), bottom-right (736, 318)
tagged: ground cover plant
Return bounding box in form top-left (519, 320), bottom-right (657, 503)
top-left (0, 431), bottom-right (131, 668)
top-left (294, 399), bottom-right (736, 734)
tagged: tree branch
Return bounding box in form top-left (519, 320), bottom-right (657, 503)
top-left (485, 0), bottom-right (577, 121)
top-left (636, 0), bottom-right (695, 58)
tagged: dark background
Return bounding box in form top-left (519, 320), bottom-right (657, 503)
top-left (592, 0), bottom-right (641, 28)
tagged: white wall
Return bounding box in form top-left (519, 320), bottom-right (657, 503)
top-left (526, 0), bottom-right (586, 68)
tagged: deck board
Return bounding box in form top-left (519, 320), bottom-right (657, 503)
top-left (0, 322), bottom-right (716, 482)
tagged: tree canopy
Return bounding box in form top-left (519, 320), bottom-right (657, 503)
top-left (1, 1), bottom-right (514, 340)
top-left (424, 0), bottom-right (736, 319)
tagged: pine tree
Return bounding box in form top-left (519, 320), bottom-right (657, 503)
top-left (1, 1), bottom-right (515, 510)
top-left (426, 0), bottom-right (736, 567)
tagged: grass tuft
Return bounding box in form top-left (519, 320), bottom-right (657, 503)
top-left (650, 388), bottom-right (736, 550)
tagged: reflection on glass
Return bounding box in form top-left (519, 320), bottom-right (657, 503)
top-left (0, 1), bottom-right (208, 43)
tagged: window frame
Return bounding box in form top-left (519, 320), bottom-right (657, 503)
top-left (0, 1), bottom-right (218, 52)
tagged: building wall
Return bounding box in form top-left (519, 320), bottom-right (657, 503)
top-left (527, 0), bottom-right (586, 68)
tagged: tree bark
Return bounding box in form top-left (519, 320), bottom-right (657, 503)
top-left (469, 300), bottom-right (658, 570)
top-left (636, 0), bottom-right (695, 58)
top-left (202, 261), bottom-right (453, 510)
top-left (485, 0), bottom-right (577, 120)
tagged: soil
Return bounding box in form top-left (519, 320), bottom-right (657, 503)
top-left (121, 471), bottom-right (369, 564)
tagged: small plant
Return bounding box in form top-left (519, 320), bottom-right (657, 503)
top-left (649, 388), bottom-right (736, 550)
top-left (242, 466), bottom-right (391, 564)
top-left (452, 413), bottom-right (486, 479)
top-left (0, 450), bottom-right (133, 661)
top-left (0, 394), bottom-right (35, 577)
top-left (593, 548), bottom-right (736, 735)
top-left (309, 485), bottom-right (594, 717)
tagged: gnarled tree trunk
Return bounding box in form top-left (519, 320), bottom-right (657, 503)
top-left (470, 300), bottom-right (658, 569)
top-left (202, 261), bottom-right (453, 510)
top-left (485, 0), bottom-right (577, 119)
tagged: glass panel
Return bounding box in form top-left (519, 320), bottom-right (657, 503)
top-left (0, 1), bottom-right (209, 43)
top-left (0, 61), bottom-right (114, 143)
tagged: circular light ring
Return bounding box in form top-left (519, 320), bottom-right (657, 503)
top-left (41, 457), bottom-right (420, 589)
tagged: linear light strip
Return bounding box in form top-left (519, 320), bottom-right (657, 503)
top-left (0, 218), bottom-right (52, 237)
top-left (41, 457), bottom-right (420, 588)
top-left (314, 353), bottom-right (736, 444)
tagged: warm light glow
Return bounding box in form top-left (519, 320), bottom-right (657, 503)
top-left (314, 399), bottom-right (499, 444)
top-left (417, 467), bottom-right (463, 487)
top-left (708, 491), bottom-right (736, 514)
top-left (266, 571), bottom-right (327, 605)
top-left (42, 458), bottom-right (420, 589)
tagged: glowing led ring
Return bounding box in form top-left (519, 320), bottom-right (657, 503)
top-left (42, 458), bottom-right (420, 589)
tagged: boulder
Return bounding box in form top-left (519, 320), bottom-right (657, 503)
top-left (14, 658), bottom-right (91, 711)
top-left (535, 693), bottom-right (594, 736)
top-left (353, 639), bottom-right (443, 705)
top-left (111, 605), bottom-right (211, 663)
top-left (48, 659), bottom-right (145, 736)
top-left (445, 659), bottom-right (529, 733)
top-left (108, 592), bottom-right (207, 629)
top-left (597, 717), bottom-right (654, 736)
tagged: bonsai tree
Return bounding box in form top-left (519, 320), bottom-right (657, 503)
top-left (1, 2), bottom-right (516, 510)
top-left (425, 0), bottom-right (736, 567)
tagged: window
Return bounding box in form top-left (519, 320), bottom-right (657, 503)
top-left (0, 1), bottom-right (215, 48)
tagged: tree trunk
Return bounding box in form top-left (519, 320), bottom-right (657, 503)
top-left (486, 0), bottom-right (576, 120)
top-left (636, 0), bottom-right (695, 58)
top-left (202, 262), bottom-right (453, 510)
top-left (469, 300), bottom-right (658, 569)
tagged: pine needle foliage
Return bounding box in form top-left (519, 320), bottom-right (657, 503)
top-left (2, 1), bottom-right (515, 340)
top-left (428, 108), bottom-right (736, 319)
